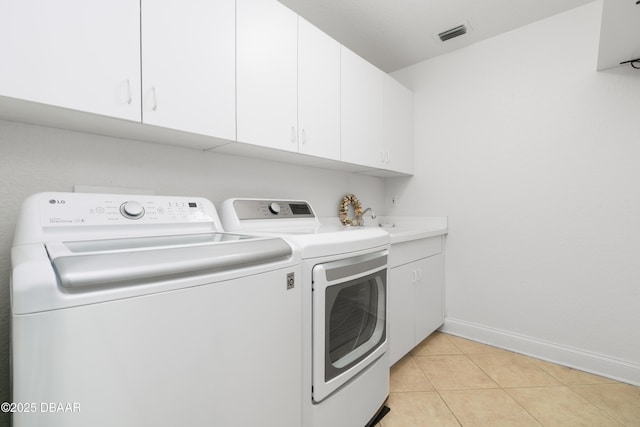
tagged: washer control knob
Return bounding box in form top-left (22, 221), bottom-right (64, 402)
top-left (268, 202), bottom-right (281, 215)
top-left (120, 201), bottom-right (145, 219)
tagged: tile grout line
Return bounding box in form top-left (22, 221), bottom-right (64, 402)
top-left (468, 347), bottom-right (628, 426)
top-left (432, 333), bottom-right (492, 426)
top-left (433, 387), bottom-right (464, 427)
top-left (564, 385), bottom-right (627, 426)
top-left (393, 333), bottom-right (638, 426)
top-left (442, 333), bottom-right (548, 426)
top-left (403, 352), bottom-right (464, 426)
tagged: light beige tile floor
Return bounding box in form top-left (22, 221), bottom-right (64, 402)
top-left (378, 332), bottom-right (640, 427)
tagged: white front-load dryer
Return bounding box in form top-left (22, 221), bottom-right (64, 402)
top-left (221, 198), bottom-right (391, 427)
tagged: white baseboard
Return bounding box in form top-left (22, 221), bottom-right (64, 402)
top-left (441, 318), bottom-right (640, 387)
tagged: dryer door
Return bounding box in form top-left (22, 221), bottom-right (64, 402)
top-left (312, 250), bottom-right (388, 402)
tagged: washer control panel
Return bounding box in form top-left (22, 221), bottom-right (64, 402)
top-left (232, 199), bottom-right (315, 220)
top-left (38, 193), bottom-right (216, 226)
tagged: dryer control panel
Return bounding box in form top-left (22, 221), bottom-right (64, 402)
top-left (231, 199), bottom-right (315, 220)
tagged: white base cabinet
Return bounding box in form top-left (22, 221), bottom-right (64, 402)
top-left (389, 236), bottom-right (445, 366)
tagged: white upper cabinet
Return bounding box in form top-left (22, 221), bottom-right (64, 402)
top-left (236, 0), bottom-right (298, 152)
top-left (341, 50), bottom-right (414, 174)
top-left (597, 0), bottom-right (640, 71)
top-left (340, 46), bottom-right (385, 169)
top-left (0, 0), bottom-right (140, 121)
top-left (0, 0), bottom-right (414, 174)
top-left (383, 75), bottom-right (414, 174)
top-left (141, 0), bottom-right (235, 140)
top-left (297, 18), bottom-right (341, 161)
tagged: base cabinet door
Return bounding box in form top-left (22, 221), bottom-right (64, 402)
top-left (415, 254), bottom-right (445, 344)
top-left (0, 0), bottom-right (140, 121)
top-left (389, 253), bottom-right (445, 366)
top-left (389, 263), bottom-right (417, 365)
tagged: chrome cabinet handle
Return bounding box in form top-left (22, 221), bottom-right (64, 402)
top-left (125, 79), bottom-right (132, 105)
top-left (290, 126), bottom-right (296, 144)
top-left (301, 129), bottom-right (307, 145)
top-left (151, 87), bottom-right (158, 111)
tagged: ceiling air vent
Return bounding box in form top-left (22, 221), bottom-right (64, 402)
top-left (438, 24), bottom-right (467, 42)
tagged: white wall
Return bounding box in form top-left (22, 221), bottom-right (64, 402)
top-left (0, 119), bottom-right (385, 410)
top-left (388, 1), bottom-right (640, 384)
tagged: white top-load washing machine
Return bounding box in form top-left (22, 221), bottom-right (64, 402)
top-left (221, 198), bottom-right (391, 427)
top-left (11, 192), bottom-right (302, 427)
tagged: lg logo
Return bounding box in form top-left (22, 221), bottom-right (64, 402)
top-left (49, 199), bottom-right (66, 205)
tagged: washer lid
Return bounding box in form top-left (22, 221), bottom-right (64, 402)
top-left (12, 233), bottom-right (298, 315)
top-left (46, 233), bottom-right (292, 290)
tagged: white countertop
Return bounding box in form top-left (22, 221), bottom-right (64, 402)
top-left (377, 216), bottom-right (448, 244)
top-left (318, 216), bottom-right (448, 244)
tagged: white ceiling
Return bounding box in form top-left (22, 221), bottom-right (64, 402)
top-left (278, 0), bottom-right (596, 72)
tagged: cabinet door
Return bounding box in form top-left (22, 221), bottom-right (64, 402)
top-left (383, 75), bottom-right (414, 174)
top-left (298, 17), bottom-right (340, 160)
top-left (237, 0), bottom-right (298, 151)
top-left (141, 0), bottom-right (235, 140)
top-left (0, 0), bottom-right (140, 121)
top-left (389, 263), bottom-right (418, 366)
top-left (415, 254), bottom-right (445, 343)
top-left (340, 46), bottom-right (384, 168)
top-left (597, 0), bottom-right (640, 70)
